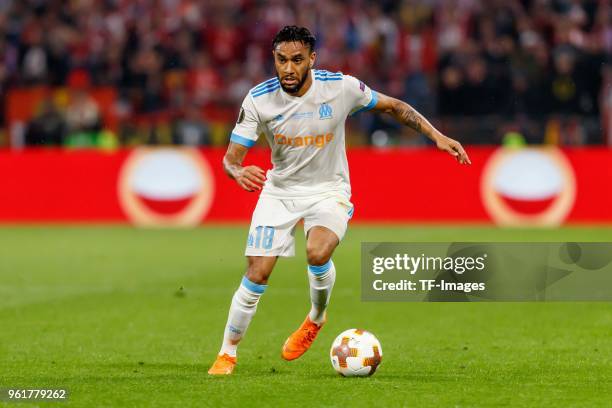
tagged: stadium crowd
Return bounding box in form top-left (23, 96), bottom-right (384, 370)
top-left (0, 0), bottom-right (610, 147)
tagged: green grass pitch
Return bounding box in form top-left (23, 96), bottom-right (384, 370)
top-left (1, 225), bottom-right (611, 407)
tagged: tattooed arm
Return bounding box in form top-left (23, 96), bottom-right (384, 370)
top-left (371, 93), bottom-right (471, 165)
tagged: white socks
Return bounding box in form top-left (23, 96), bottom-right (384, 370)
top-left (308, 260), bottom-right (336, 325)
top-left (219, 276), bottom-right (267, 357)
top-left (217, 261), bottom-right (335, 357)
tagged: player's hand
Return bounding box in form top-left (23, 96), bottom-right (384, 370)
top-left (435, 134), bottom-right (471, 165)
top-left (236, 165), bottom-right (266, 192)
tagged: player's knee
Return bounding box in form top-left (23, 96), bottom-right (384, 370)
top-left (245, 259), bottom-right (273, 284)
top-left (306, 246), bottom-right (332, 266)
top-left (245, 268), bottom-right (269, 285)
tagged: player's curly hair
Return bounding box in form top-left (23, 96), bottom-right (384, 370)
top-left (272, 26), bottom-right (316, 52)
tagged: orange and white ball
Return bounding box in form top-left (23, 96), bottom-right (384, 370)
top-left (330, 329), bottom-right (382, 377)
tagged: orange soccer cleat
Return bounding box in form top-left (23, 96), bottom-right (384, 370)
top-left (281, 315), bottom-right (325, 361)
top-left (207, 353), bottom-right (237, 375)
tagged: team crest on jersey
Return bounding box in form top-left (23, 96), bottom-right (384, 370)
top-left (319, 103), bottom-right (333, 120)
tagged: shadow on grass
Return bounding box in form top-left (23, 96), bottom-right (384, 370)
top-left (4, 361), bottom-right (466, 386)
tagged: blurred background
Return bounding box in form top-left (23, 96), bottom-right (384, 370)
top-left (0, 0), bottom-right (611, 227)
top-left (0, 0), bottom-right (610, 149)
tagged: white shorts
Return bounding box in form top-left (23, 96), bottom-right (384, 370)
top-left (244, 195), bottom-right (354, 257)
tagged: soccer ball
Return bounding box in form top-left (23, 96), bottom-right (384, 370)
top-left (330, 329), bottom-right (382, 377)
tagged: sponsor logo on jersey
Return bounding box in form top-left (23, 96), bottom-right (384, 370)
top-left (289, 112), bottom-right (314, 120)
top-left (359, 81), bottom-right (365, 92)
top-left (237, 108), bottom-right (245, 124)
top-left (274, 133), bottom-right (334, 148)
top-left (319, 103), bottom-right (333, 120)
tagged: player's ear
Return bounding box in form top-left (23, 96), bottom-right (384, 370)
top-left (309, 51), bottom-right (316, 68)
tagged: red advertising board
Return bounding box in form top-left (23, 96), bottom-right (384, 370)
top-left (0, 147), bottom-right (610, 225)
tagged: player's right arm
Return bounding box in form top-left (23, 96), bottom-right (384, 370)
top-left (223, 94), bottom-right (266, 192)
top-left (223, 143), bottom-right (266, 192)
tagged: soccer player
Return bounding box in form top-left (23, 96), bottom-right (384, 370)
top-left (208, 26), bottom-right (470, 375)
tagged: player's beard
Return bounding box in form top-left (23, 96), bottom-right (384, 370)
top-left (279, 68), bottom-right (310, 94)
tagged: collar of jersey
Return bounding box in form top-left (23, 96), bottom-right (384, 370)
top-left (280, 72), bottom-right (317, 102)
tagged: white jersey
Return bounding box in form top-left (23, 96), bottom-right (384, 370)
top-left (230, 69), bottom-right (378, 200)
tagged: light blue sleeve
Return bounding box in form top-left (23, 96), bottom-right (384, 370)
top-left (343, 75), bottom-right (378, 116)
top-left (230, 94), bottom-right (260, 147)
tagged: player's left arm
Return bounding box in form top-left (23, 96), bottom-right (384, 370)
top-left (371, 93), bottom-right (471, 165)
